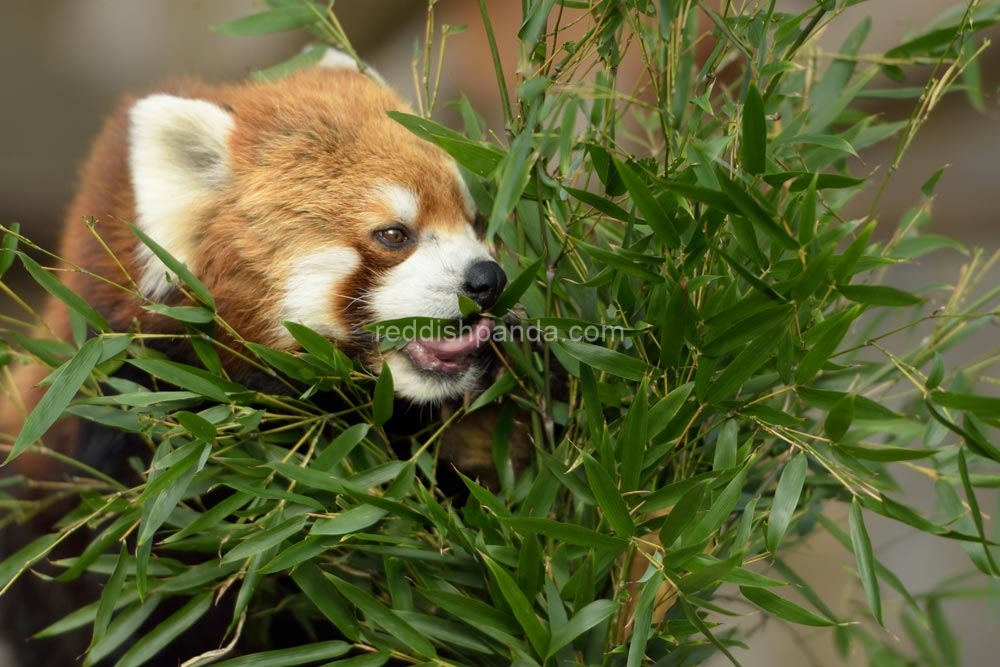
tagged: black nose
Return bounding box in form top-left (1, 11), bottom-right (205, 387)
top-left (462, 260), bottom-right (507, 311)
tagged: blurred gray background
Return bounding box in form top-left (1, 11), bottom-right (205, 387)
top-left (1, 1), bottom-right (998, 665)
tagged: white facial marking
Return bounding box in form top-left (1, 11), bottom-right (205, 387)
top-left (367, 231), bottom-right (494, 321)
top-left (129, 94), bottom-right (234, 300)
top-left (379, 183), bottom-right (420, 226)
top-left (276, 247), bottom-right (362, 345)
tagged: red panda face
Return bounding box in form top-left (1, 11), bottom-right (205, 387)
top-left (126, 49), bottom-right (505, 403)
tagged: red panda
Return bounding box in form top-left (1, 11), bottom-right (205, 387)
top-left (0, 48), bottom-right (519, 666)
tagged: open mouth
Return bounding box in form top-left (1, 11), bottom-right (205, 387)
top-left (402, 317), bottom-right (495, 375)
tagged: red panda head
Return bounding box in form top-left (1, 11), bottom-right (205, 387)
top-left (126, 49), bottom-right (506, 404)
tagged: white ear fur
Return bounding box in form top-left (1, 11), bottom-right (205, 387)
top-left (128, 94), bottom-right (234, 299)
top-left (315, 46), bottom-right (385, 84)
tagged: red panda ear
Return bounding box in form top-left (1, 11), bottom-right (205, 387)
top-left (314, 46), bottom-right (385, 84)
top-left (128, 94), bottom-right (234, 299)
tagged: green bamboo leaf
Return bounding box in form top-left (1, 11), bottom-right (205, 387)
top-left (688, 468), bottom-right (748, 544)
top-left (702, 304), bottom-right (791, 357)
top-left (716, 168), bottom-right (797, 251)
top-left (129, 224), bottom-right (215, 308)
top-left (313, 423), bottom-right (370, 471)
top-left (713, 419), bottom-right (738, 470)
top-left (836, 443), bottom-right (936, 462)
top-left (222, 515), bottom-right (308, 564)
top-left (956, 449), bottom-right (1000, 575)
top-left (786, 134), bottom-right (859, 157)
top-left (481, 555), bottom-right (549, 658)
top-left (420, 590), bottom-right (521, 639)
top-left (740, 82), bottom-right (767, 175)
top-left (0, 222), bottom-right (20, 278)
top-left (315, 654), bottom-right (389, 667)
top-left (88, 543), bottom-right (129, 655)
top-left (619, 377), bottom-right (649, 492)
top-left (114, 592), bottom-right (213, 667)
top-left (576, 239), bottom-right (665, 283)
top-left (467, 372), bottom-right (518, 413)
top-left (658, 481), bottom-right (707, 547)
top-left (388, 111), bottom-right (503, 177)
top-left (795, 307), bottom-right (859, 385)
top-left (85, 596), bottom-right (161, 666)
top-left (252, 43), bottom-right (327, 82)
top-left (212, 5), bottom-right (317, 36)
top-left (626, 572), bottom-right (663, 667)
top-left (209, 640), bottom-right (351, 667)
top-left (776, 167), bottom-right (861, 193)
top-left (487, 256), bottom-right (544, 316)
top-left (328, 574), bottom-right (437, 658)
top-left (268, 461), bottom-right (347, 494)
top-left (837, 284), bottom-right (923, 307)
top-left (137, 443), bottom-right (209, 546)
top-left (613, 158), bottom-right (681, 246)
top-left (127, 358), bottom-right (243, 403)
top-left (18, 252), bottom-right (110, 332)
top-left (283, 321), bottom-right (351, 373)
top-left (162, 492), bottom-right (252, 545)
top-left (372, 362), bottom-right (394, 426)
top-left (702, 320), bottom-right (787, 404)
top-left (677, 553), bottom-right (741, 594)
top-left (503, 517), bottom-right (627, 551)
top-left (581, 454), bottom-right (634, 536)
top-left (142, 303), bottom-right (216, 324)
top-left (489, 129), bottom-right (535, 237)
top-left (565, 186), bottom-right (632, 222)
top-left (545, 599), bottom-right (618, 658)
top-left (259, 536), bottom-right (330, 575)
top-left (556, 340), bottom-right (649, 381)
top-left (849, 497), bottom-right (883, 625)
top-left (0, 533), bottom-right (61, 592)
top-left (647, 382), bottom-right (694, 441)
top-left (823, 394), bottom-right (855, 443)
top-left (765, 453), bottom-right (808, 554)
top-left (659, 179), bottom-right (738, 214)
top-left (932, 390), bottom-right (1000, 419)
top-left (740, 586), bottom-right (838, 627)
top-left (35, 590), bottom-right (141, 639)
top-left (291, 564), bottom-right (360, 641)
top-left (311, 504), bottom-right (387, 536)
top-left (173, 410), bottom-right (218, 442)
top-left (832, 221), bottom-right (876, 282)
top-left (8, 336), bottom-right (103, 462)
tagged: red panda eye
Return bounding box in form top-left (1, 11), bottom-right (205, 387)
top-left (375, 226), bottom-right (410, 247)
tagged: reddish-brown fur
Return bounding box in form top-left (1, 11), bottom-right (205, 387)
top-left (1, 66), bottom-right (477, 469)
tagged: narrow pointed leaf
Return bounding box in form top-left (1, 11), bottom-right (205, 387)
top-left (849, 498), bottom-right (883, 625)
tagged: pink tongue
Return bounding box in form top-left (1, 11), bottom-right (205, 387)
top-left (412, 317), bottom-right (495, 360)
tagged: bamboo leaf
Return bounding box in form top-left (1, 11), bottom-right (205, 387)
top-left (328, 574), bottom-right (437, 658)
top-left (582, 454), bottom-right (634, 536)
top-left (545, 599), bottom-right (617, 658)
top-left (556, 340), bottom-right (649, 381)
top-left (740, 82), bottom-right (767, 175)
top-left (837, 284), bottom-right (923, 307)
top-left (740, 586), bottom-right (838, 627)
top-left (613, 158), bottom-right (681, 246)
top-left (212, 5), bottom-right (317, 36)
top-left (208, 640), bottom-right (351, 667)
top-left (481, 555), bottom-right (550, 658)
top-left (372, 362), bottom-right (394, 426)
top-left (8, 336), bottom-right (103, 462)
top-left (849, 498), bottom-right (883, 625)
top-left (114, 592), bottom-right (213, 667)
top-left (765, 453), bottom-right (808, 554)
